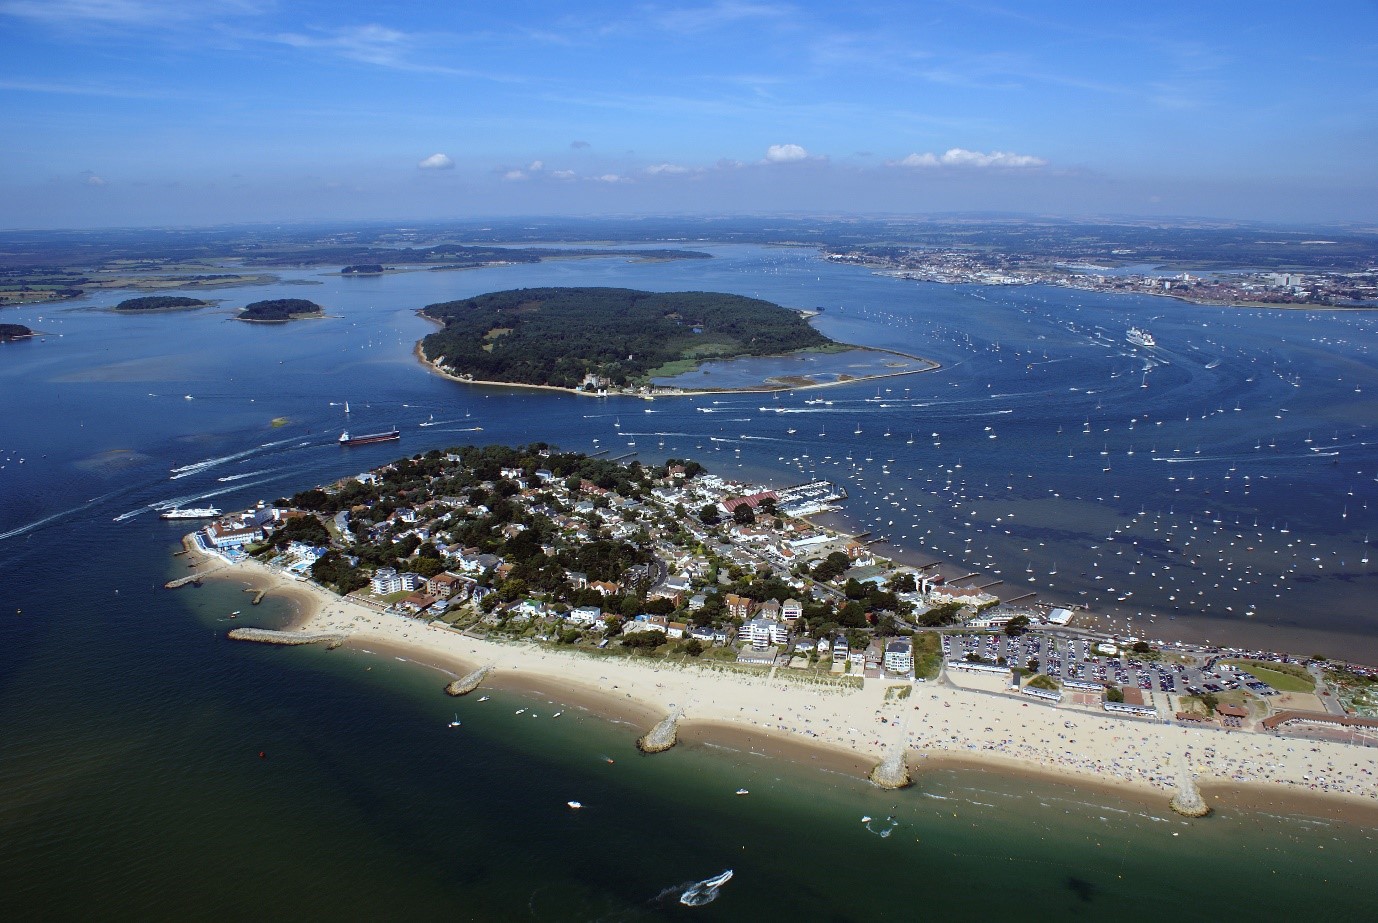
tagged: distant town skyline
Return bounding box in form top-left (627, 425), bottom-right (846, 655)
top-left (3, 0), bottom-right (1376, 228)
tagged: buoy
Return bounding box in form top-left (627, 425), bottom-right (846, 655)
top-left (258, 751), bottom-right (266, 759)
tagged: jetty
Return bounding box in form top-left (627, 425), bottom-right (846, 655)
top-left (227, 627), bottom-right (347, 648)
top-left (1169, 752), bottom-right (1211, 817)
top-left (637, 707), bottom-right (683, 753)
top-left (164, 566), bottom-right (224, 589)
top-left (868, 745), bottom-right (912, 789)
top-left (445, 663), bottom-right (494, 696)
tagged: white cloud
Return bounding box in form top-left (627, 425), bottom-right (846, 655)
top-left (550, 170), bottom-right (576, 180)
top-left (645, 163), bottom-right (691, 175)
top-left (503, 169), bottom-right (528, 181)
top-left (527, 160), bottom-right (544, 171)
top-left (595, 173), bottom-right (625, 183)
top-left (84, 172), bottom-right (107, 186)
top-left (417, 153), bottom-right (454, 170)
top-left (764, 143), bottom-right (808, 163)
top-left (891, 148), bottom-right (1047, 168)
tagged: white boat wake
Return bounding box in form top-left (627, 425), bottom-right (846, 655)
top-left (678, 869), bottom-right (733, 907)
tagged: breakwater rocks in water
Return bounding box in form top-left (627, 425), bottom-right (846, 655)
top-left (227, 627), bottom-right (348, 649)
top-left (1169, 753), bottom-right (1212, 817)
top-left (445, 664), bottom-right (494, 696)
top-left (869, 748), bottom-right (912, 789)
top-left (637, 708), bottom-right (683, 754)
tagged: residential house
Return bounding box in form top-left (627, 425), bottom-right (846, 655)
top-left (781, 598), bottom-right (803, 623)
top-left (884, 639), bottom-right (913, 674)
top-left (744, 617), bottom-right (788, 650)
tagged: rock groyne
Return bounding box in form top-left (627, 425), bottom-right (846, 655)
top-left (227, 627), bottom-right (347, 649)
top-left (1169, 753), bottom-right (1212, 817)
top-left (445, 664), bottom-right (494, 696)
top-left (637, 708), bottom-right (683, 753)
top-left (869, 746), bottom-right (912, 789)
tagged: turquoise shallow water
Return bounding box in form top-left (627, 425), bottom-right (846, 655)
top-left (2, 244), bottom-right (1377, 919)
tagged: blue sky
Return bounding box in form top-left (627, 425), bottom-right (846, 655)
top-left (3, 0), bottom-right (1377, 227)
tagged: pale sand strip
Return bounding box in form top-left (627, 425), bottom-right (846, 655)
top-left (212, 556), bottom-right (1378, 819)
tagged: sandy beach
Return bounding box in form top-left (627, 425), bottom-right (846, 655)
top-left (207, 552), bottom-right (1378, 823)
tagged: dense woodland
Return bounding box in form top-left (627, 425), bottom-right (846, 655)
top-left (0, 323), bottom-right (34, 341)
top-left (421, 287), bottom-right (831, 389)
top-left (114, 296), bottom-right (208, 311)
top-left (238, 298), bottom-right (323, 321)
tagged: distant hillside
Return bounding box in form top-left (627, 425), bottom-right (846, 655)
top-left (420, 287), bottom-right (832, 390)
top-left (238, 298), bottom-right (324, 322)
top-left (115, 295), bottom-right (209, 311)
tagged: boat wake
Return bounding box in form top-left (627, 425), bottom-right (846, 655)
top-left (169, 438), bottom-right (295, 479)
top-left (676, 869), bottom-right (733, 907)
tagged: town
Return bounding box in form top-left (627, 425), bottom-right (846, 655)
top-left (188, 443), bottom-right (1378, 743)
top-left (825, 247), bottom-right (1378, 309)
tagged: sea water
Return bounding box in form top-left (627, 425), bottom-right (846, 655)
top-left (1, 244), bottom-right (1376, 919)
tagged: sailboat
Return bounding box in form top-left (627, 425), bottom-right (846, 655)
top-left (447, 713), bottom-right (462, 728)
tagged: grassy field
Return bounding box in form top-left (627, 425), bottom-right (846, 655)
top-left (1224, 659), bottom-right (1315, 692)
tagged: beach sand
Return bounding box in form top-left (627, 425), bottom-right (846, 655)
top-left (212, 555), bottom-right (1378, 825)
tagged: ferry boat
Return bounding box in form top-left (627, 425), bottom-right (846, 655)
top-left (159, 506), bottom-right (221, 519)
top-left (1126, 327), bottom-right (1156, 348)
top-left (338, 428), bottom-right (400, 447)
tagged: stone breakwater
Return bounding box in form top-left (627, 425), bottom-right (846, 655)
top-left (227, 627), bottom-right (348, 648)
top-left (637, 708), bottom-right (683, 753)
top-left (1169, 753), bottom-right (1212, 817)
top-left (445, 664), bottom-right (494, 696)
top-left (869, 746), bottom-right (912, 789)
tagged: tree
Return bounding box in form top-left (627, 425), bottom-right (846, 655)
top-left (1106, 686), bottom-right (1125, 703)
top-left (732, 503), bottom-right (755, 525)
top-left (683, 638), bottom-right (705, 657)
top-left (1201, 693), bottom-right (1220, 712)
top-left (1131, 640), bottom-right (1152, 654)
top-left (889, 572), bottom-right (916, 593)
top-left (1004, 614), bottom-right (1031, 636)
top-left (698, 503), bottom-right (721, 525)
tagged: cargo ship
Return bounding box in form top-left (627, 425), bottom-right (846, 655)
top-left (339, 428), bottom-right (400, 447)
top-left (159, 506), bottom-right (221, 520)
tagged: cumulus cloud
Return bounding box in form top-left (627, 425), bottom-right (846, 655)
top-left (550, 169), bottom-right (576, 180)
top-left (645, 163), bottom-right (691, 175)
top-left (891, 148), bottom-right (1047, 169)
top-left (764, 143), bottom-right (808, 163)
top-left (503, 169), bottom-right (528, 181)
top-left (527, 160), bottom-right (544, 171)
top-left (84, 172), bottom-right (107, 186)
top-left (595, 173), bottom-right (625, 183)
top-left (417, 153), bottom-right (454, 170)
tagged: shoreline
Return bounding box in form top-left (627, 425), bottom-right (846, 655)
top-left (414, 337), bottom-right (941, 399)
top-left (199, 553), bottom-right (1378, 826)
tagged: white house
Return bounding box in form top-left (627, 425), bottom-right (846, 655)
top-left (884, 639), bottom-right (913, 674)
top-left (744, 617), bottom-right (788, 650)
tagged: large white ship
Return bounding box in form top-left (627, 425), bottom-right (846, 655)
top-left (1126, 326), bottom-right (1156, 348)
top-left (159, 506), bottom-right (221, 520)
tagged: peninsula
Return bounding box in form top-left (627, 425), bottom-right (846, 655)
top-left (0, 323), bottom-right (35, 342)
top-left (418, 286), bottom-right (933, 395)
top-left (236, 298), bottom-right (325, 323)
top-left (180, 444), bottom-right (1378, 817)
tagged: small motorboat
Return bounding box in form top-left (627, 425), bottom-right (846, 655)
top-left (477, 696), bottom-right (490, 702)
top-left (566, 801), bottom-right (583, 810)
top-left (735, 788), bottom-right (749, 796)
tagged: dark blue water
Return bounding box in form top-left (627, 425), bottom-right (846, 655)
top-left (2, 244), bottom-right (1377, 919)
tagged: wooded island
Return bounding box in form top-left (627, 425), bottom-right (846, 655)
top-left (419, 287), bottom-right (834, 391)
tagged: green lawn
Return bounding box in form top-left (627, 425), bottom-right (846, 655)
top-left (1224, 659), bottom-right (1315, 692)
top-left (1246, 665), bottom-right (1316, 693)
